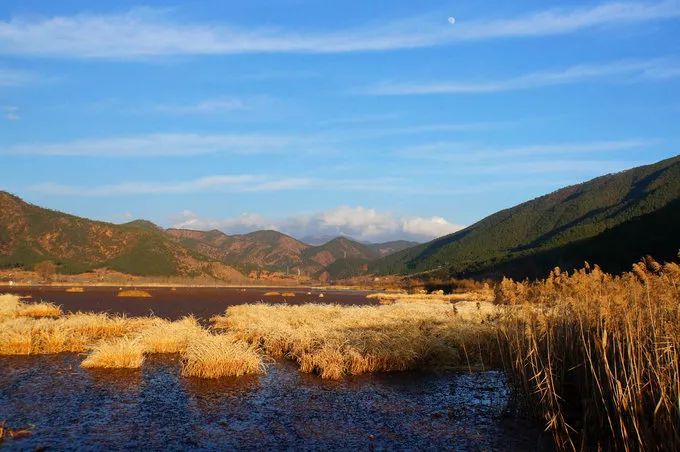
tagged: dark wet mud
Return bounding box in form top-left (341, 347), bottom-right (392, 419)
top-left (0, 354), bottom-right (550, 450)
top-left (5, 286), bottom-right (375, 319)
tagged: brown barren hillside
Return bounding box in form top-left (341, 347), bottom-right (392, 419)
top-left (0, 191), bottom-right (244, 280)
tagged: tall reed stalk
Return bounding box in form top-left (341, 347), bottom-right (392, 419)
top-left (496, 258), bottom-right (680, 450)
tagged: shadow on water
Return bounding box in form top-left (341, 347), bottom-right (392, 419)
top-left (0, 354), bottom-right (551, 450)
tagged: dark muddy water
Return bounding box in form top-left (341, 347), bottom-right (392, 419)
top-left (5, 286), bottom-right (375, 319)
top-left (0, 354), bottom-right (549, 450)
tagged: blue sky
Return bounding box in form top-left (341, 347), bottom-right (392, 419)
top-left (1, 1), bottom-right (679, 242)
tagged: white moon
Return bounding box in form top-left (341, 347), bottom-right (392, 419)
top-left (448, 16), bottom-right (456, 25)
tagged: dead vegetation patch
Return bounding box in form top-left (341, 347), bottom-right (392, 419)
top-left (116, 289), bottom-right (152, 298)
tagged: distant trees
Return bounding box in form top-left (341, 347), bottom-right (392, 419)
top-left (34, 261), bottom-right (57, 283)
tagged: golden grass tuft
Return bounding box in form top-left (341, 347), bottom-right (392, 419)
top-left (116, 289), bottom-right (152, 298)
top-left (181, 333), bottom-right (265, 378)
top-left (367, 290), bottom-right (494, 305)
top-left (263, 291), bottom-right (280, 297)
top-left (16, 302), bottom-right (62, 318)
top-left (81, 336), bottom-right (145, 369)
top-left (0, 294), bottom-right (62, 319)
top-left (65, 287), bottom-right (85, 293)
top-left (212, 301), bottom-right (497, 379)
top-left (138, 316), bottom-right (204, 354)
top-left (281, 292), bottom-right (296, 297)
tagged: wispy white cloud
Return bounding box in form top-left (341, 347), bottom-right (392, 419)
top-left (0, 2), bottom-right (678, 58)
top-left (3, 105), bottom-right (20, 121)
top-left (26, 174), bottom-right (402, 196)
top-left (28, 175), bottom-right (312, 196)
top-left (396, 138), bottom-right (656, 160)
top-left (2, 133), bottom-right (315, 157)
top-left (365, 59), bottom-right (680, 95)
top-left (0, 67), bottom-right (35, 86)
top-left (154, 97), bottom-right (249, 115)
top-left (171, 205), bottom-right (464, 243)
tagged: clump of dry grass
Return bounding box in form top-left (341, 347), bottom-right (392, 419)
top-left (367, 290), bottom-right (493, 305)
top-left (0, 294), bottom-right (62, 319)
top-left (15, 302), bottom-right (62, 318)
top-left (212, 301), bottom-right (498, 379)
top-left (138, 316), bottom-right (204, 354)
top-left (81, 336), bottom-right (145, 369)
top-left (65, 287), bottom-right (84, 293)
top-left (116, 289), bottom-right (152, 298)
top-left (496, 259), bottom-right (680, 450)
top-left (281, 292), bottom-right (296, 297)
top-left (181, 333), bottom-right (265, 378)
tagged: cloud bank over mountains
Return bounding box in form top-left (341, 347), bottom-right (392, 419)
top-left (171, 205), bottom-right (463, 243)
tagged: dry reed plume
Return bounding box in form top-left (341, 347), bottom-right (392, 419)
top-left (496, 258), bottom-right (680, 450)
top-left (212, 301), bottom-right (498, 379)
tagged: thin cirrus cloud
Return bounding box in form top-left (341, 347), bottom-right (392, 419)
top-left (365, 59), bottom-right (680, 95)
top-left (0, 2), bottom-right (678, 58)
top-left (26, 175), bottom-right (404, 197)
top-left (154, 97), bottom-right (249, 115)
top-left (28, 175), bottom-right (313, 196)
top-left (171, 206), bottom-right (465, 243)
top-left (0, 67), bottom-right (35, 86)
top-left (1, 133), bottom-right (316, 157)
top-left (395, 138), bottom-right (657, 160)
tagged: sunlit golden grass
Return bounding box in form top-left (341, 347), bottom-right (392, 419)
top-left (281, 292), bottom-right (296, 297)
top-left (138, 316), bottom-right (204, 354)
top-left (181, 333), bottom-right (265, 378)
top-left (81, 336), bottom-right (145, 369)
top-left (0, 294), bottom-right (62, 319)
top-left (15, 302), bottom-right (62, 318)
top-left (116, 289), bottom-right (152, 298)
top-left (367, 290), bottom-right (494, 304)
top-left (65, 287), bottom-right (84, 293)
top-left (212, 301), bottom-right (498, 379)
top-left (496, 259), bottom-right (680, 450)
top-left (263, 291), bottom-right (280, 297)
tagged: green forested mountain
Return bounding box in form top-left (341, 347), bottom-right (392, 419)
top-left (371, 155), bottom-right (680, 279)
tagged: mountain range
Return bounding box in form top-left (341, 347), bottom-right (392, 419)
top-left (0, 191), bottom-right (415, 280)
top-left (371, 154), bottom-right (680, 279)
top-left (1, 155), bottom-right (678, 282)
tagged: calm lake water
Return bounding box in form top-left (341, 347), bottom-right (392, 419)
top-left (0, 287), bottom-right (550, 450)
top-left (0, 354), bottom-right (550, 450)
top-left (5, 286), bottom-right (375, 319)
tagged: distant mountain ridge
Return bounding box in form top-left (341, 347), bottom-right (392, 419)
top-left (0, 191), bottom-right (414, 279)
top-left (371, 155), bottom-right (680, 279)
top-left (166, 228), bottom-right (416, 277)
